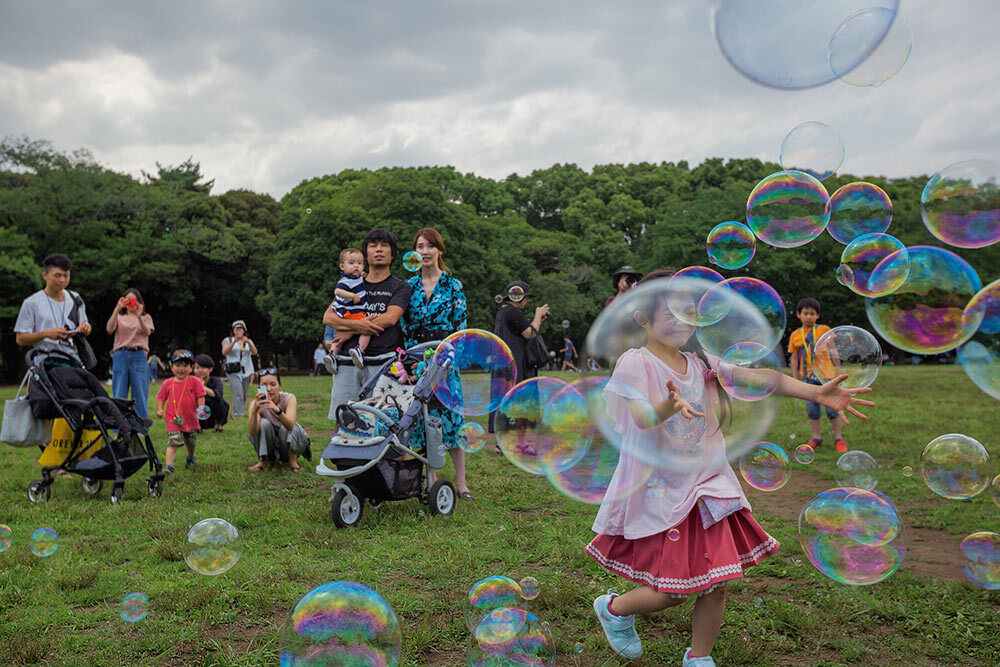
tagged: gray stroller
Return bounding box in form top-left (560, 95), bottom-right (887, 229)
top-left (315, 341), bottom-right (457, 527)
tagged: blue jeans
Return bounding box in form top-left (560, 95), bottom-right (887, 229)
top-left (113, 348), bottom-right (150, 418)
top-left (148, 362), bottom-right (158, 383)
top-left (805, 377), bottom-right (837, 420)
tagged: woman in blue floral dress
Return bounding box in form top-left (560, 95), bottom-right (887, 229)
top-left (401, 227), bottom-right (474, 500)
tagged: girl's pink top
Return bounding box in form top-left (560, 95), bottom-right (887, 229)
top-left (592, 347), bottom-right (750, 540)
top-left (112, 313), bottom-right (155, 352)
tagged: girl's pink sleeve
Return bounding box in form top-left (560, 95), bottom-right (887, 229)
top-left (602, 350), bottom-right (653, 435)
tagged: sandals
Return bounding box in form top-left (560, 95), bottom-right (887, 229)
top-left (289, 464), bottom-right (303, 473)
top-left (459, 491), bottom-right (475, 501)
top-left (246, 461), bottom-right (267, 472)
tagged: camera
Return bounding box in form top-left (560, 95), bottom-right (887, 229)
top-left (123, 297), bottom-right (138, 308)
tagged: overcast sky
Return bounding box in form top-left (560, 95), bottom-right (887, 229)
top-left (1, 1), bottom-right (997, 198)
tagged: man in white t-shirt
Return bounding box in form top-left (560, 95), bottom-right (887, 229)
top-left (14, 253), bottom-right (92, 363)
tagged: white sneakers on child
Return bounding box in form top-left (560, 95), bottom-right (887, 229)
top-left (323, 353), bottom-right (338, 375)
top-left (349, 348), bottom-right (364, 368)
top-left (593, 591), bottom-right (642, 659)
top-left (682, 647), bottom-right (716, 666)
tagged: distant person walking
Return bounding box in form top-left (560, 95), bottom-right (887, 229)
top-left (312, 343), bottom-right (327, 375)
top-left (105, 288), bottom-right (155, 418)
top-left (560, 334), bottom-right (579, 372)
top-left (221, 320), bottom-right (257, 417)
top-left (147, 352), bottom-right (167, 384)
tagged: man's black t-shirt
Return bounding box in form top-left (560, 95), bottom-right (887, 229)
top-left (339, 275), bottom-right (412, 356)
top-left (494, 304), bottom-right (533, 383)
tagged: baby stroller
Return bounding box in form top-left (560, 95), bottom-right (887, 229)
top-left (24, 349), bottom-right (165, 504)
top-left (315, 341), bottom-right (457, 527)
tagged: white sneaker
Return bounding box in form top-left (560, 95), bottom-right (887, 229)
top-left (593, 591), bottom-right (642, 659)
top-left (682, 647), bottom-right (716, 666)
top-left (349, 348), bottom-right (364, 368)
top-left (323, 353), bottom-right (338, 375)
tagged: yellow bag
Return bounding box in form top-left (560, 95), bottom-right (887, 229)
top-left (38, 418), bottom-right (103, 466)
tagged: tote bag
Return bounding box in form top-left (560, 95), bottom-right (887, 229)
top-left (1, 372), bottom-right (53, 447)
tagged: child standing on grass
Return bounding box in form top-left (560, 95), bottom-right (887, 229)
top-left (588, 270), bottom-right (874, 665)
top-left (323, 248), bottom-right (370, 374)
top-left (787, 297), bottom-right (847, 452)
top-left (156, 349), bottom-right (206, 473)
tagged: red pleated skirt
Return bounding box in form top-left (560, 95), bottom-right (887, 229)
top-left (586, 508), bottom-right (779, 596)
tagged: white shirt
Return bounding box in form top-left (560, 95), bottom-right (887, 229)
top-left (14, 290), bottom-right (89, 360)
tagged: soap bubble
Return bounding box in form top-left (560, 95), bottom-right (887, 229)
top-left (196, 405), bottom-right (211, 421)
top-left (957, 278), bottom-right (1000, 400)
top-left (836, 451), bottom-right (878, 490)
top-left (518, 577), bottom-right (539, 600)
top-left (991, 475), bottom-right (1000, 508)
top-left (960, 532), bottom-right (999, 590)
top-left (0, 524), bottom-right (10, 553)
top-left (840, 233), bottom-right (909, 297)
top-left (719, 342), bottom-right (781, 401)
top-left (279, 581), bottom-right (401, 665)
top-left (747, 171), bottom-right (831, 248)
top-left (496, 377), bottom-right (572, 475)
top-left (467, 576), bottom-right (522, 632)
top-left (29, 527), bottom-right (58, 557)
top-left (432, 330), bottom-right (517, 416)
top-left (712, 0), bottom-right (901, 90)
top-left (706, 221), bottom-right (756, 269)
top-left (794, 445), bottom-right (815, 465)
top-left (696, 277), bottom-right (787, 356)
top-left (120, 593), bottom-right (149, 623)
top-left (780, 122), bottom-right (845, 181)
top-left (902, 466), bottom-right (913, 477)
top-left (829, 7), bottom-right (912, 87)
top-left (402, 250), bottom-right (422, 272)
top-left (508, 285), bottom-right (526, 303)
top-left (534, 380), bottom-right (599, 475)
top-left (921, 160), bottom-right (1000, 248)
top-left (474, 607), bottom-right (526, 647)
top-left (672, 265), bottom-right (725, 284)
top-left (865, 246), bottom-right (983, 354)
top-left (668, 528), bottom-right (680, 542)
top-left (561, 319), bottom-right (570, 329)
top-left (739, 443), bottom-right (791, 491)
top-left (574, 642), bottom-right (584, 653)
top-left (827, 182), bottom-right (893, 244)
top-left (667, 268), bottom-right (725, 327)
top-left (919, 434), bottom-right (992, 500)
top-left (813, 326), bottom-right (883, 389)
top-left (798, 487), bottom-right (904, 585)
top-left (305, 208), bottom-right (312, 214)
top-left (458, 422), bottom-right (487, 454)
top-left (183, 518), bottom-right (242, 576)
top-left (836, 264), bottom-right (854, 287)
top-left (468, 607), bottom-right (555, 666)
top-left (645, 477), bottom-right (667, 499)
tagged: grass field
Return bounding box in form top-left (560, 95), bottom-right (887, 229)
top-left (1, 366), bottom-right (998, 666)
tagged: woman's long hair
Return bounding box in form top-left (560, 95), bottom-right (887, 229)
top-left (412, 227), bottom-right (450, 274)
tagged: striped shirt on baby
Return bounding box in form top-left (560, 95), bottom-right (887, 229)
top-left (334, 273), bottom-right (367, 316)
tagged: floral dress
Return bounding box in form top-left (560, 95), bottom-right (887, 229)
top-left (401, 272), bottom-right (468, 451)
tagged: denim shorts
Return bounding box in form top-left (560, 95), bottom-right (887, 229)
top-left (805, 377), bottom-right (838, 420)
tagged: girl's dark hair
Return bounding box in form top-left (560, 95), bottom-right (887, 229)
top-left (412, 227), bottom-right (450, 274)
top-left (122, 287), bottom-right (146, 315)
top-left (634, 267), bottom-right (732, 431)
top-left (194, 354), bottom-right (214, 369)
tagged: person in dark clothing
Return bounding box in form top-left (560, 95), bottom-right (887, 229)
top-left (193, 354), bottom-right (230, 432)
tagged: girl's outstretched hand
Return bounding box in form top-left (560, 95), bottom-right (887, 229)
top-left (815, 374), bottom-right (875, 425)
top-left (666, 380), bottom-right (704, 420)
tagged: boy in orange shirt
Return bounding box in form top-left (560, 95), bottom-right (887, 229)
top-left (787, 298), bottom-right (847, 452)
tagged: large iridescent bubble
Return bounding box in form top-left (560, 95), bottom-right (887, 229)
top-left (829, 7), bottom-right (912, 88)
top-left (696, 277), bottom-right (786, 356)
top-left (739, 442), bottom-right (790, 491)
top-left (839, 233), bottom-right (909, 297)
top-left (719, 342), bottom-right (781, 401)
top-left (747, 171), bottom-right (831, 248)
top-left (960, 532), bottom-right (1000, 590)
top-left (798, 487), bottom-right (904, 585)
top-left (835, 451), bottom-right (878, 490)
top-left (184, 518), bottom-right (241, 576)
top-left (432, 330), bottom-right (517, 416)
top-left (468, 607), bottom-right (556, 666)
top-left (865, 246), bottom-right (983, 355)
top-left (957, 279), bottom-right (1000, 400)
top-left (921, 160), bottom-right (1000, 249)
top-left (712, 0), bottom-right (901, 90)
top-left (279, 581), bottom-right (402, 666)
top-left (813, 326), bottom-right (883, 389)
top-left (496, 377), bottom-right (573, 475)
top-left (706, 221), bottom-right (756, 269)
top-left (827, 182), bottom-right (893, 244)
top-left (919, 434), bottom-right (992, 500)
top-left (466, 576), bottom-right (523, 632)
top-left (780, 122), bottom-right (844, 181)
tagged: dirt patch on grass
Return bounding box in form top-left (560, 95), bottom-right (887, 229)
top-left (746, 467), bottom-right (966, 582)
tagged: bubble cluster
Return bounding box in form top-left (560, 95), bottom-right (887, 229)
top-left (794, 445), bottom-right (815, 465)
top-left (829, 7), bottom-right (912, 87)
top-left (432, 330), bottom-right (517, 416)
top-left (719, 342), bottom-right (781, 401)
top-left (183, 518), bottom-right (242, 576)
top-left (866, 246), bottom-right (983, 354)
top-left (0, 524), bottom-right (10, 553)
top-left (739, 443), bottom-right (791, 491)
top-left (120, 593), bottom-right (149, 623)
top-left (919, 434), bottom-right (992, 500)
top-left (458, 422), bottom-right (487, 454)
top-left (798, 487), bottom-right (904, 585)
top-left (196, 405), bottom-right (211, 421)
top-left (747, 171), bottom-right (831, 248)
top-left (921, 160), bottom-right (1000, 248)
top-left (30, 527), bottom-right (58, 558)
top-left (813, 326), bottom-right (883, 389)
top-left (280, 581), bottom-right (402, 666)
top-left (468, 607), bottom-right (555, 666)
top-left (496, 377), bottom-right (572, 475)
top-left (780, 122), bottom-right (845, 181)
top-left (836, 451), bottom-right (878, 490)
top-left (827, 182), bottom-right (893, 244)
top-left (518, 577), bottom-right (539, 600)
top-left (957, 279), bottom-right (1000, 400)
top-left (466, 576), bottom-right (522, 632)
top-left (840, 233), bottom-right (909, 297)
top-left (712, 0), bottom-right (901, 89)
top-left (959, 532), bottom-right (999, 590)
top-left (697, 277), bottom-right (786, 356)
top-left (706, 221), bottom-right (756, 269)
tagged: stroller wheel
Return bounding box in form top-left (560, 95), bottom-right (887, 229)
top-left (428, 480), bottom-right (456, 516)
top-left (82, 478), bottom-right (103, 495)
top-left (110, 485), bottom-right (124, 505)
top-left (147, 479), bottom-right (163, 498)
top-left (331, 488), bottom-right (363, 528)
top-left (27, 479), bottom-right (51, 504)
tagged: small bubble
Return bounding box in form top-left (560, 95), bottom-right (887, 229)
top-left (789, 433), bottom-right (796, 441)
top-left (305, 207), bottom-right (312, 214)
top-left (418, 510), bottom-right (425, 517)
top-left (574, 642), bottom-right (584, 653)
top-left (753, 597), bottom-right (762, 608)
top-left (668, 528), bottom-right (680, 542)
top-left (902, 465), bottom-right (913, 477)
top-left (793, 558), bottom-right (802, 567)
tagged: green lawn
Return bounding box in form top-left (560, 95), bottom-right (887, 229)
top-left (0, 366), bottom-right (997, 666)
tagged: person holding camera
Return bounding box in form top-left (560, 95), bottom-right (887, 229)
top-left (606, 266), bottom-right (643, 307)
top-left (14, 253), bottom-right (93, 364)
top-left (105, 287), bottom-right (155, 418)
top-left (247, 367), bottom-right (311, 472)
top-left (221, 319), bottom-right (257, 417)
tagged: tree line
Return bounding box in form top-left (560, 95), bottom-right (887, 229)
top-left (2, 135), bottom-right (997, 381)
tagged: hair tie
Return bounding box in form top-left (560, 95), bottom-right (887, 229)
top-left (703, 369), bottom-right (718, 382)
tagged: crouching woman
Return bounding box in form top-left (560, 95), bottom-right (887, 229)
top-left (247, 368), bottom-right (311, 472)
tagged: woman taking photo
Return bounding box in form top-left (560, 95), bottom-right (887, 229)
top-left (247, 367), bottom-right (311, 472)
top-left (400, 228), bottom-right (475, 501)
top-left (105, 287), bottom-right (154, 418)
top-left (221, 319), bottom-right (257, 417)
